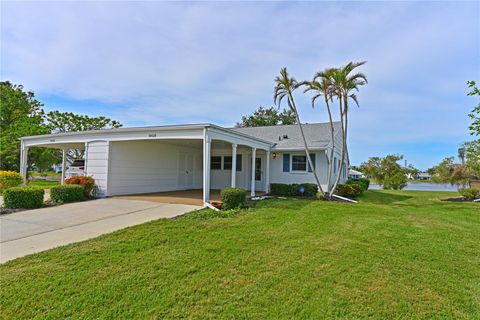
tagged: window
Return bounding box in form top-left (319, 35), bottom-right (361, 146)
top-left (211, 156), bottom-right (221, 170)
top-left (223, 156), bottom-right (232, 170)
top-left (236, 154), bottom-right (242, 171)
top-left (292, 155), bottom-right (307, 171)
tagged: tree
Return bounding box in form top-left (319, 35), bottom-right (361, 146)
top-left (429, 157), bottom-right (470, 186)
top-left (360, 155), bottom-right (408, 190)
top-left (302, 67), bottom-right (337, 192)
top-left (0, 82), bottom-right (49, 171)
top-left (325, 62), bottom-right (368, 197)
top-left (236, 106), bottom-right (296, 127)
top-left (274, 67), bottom-right (324, 195)
top-left (45, 111), bottom-right (123, 162)
top-left (467, 81), bottom-right (479, 136)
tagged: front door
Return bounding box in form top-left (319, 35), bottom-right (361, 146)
top-left (178, 152), bottom-right (194, 189)
top-left (254, 156), bottom-right (264, 191)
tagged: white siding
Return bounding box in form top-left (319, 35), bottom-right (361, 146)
top-left (108, 140), bottom-right (202, 196)
top-left (209, 148), bottom-right (251, 190)
top-left (85, 141), bottom-right (110, 197)
top-left (269, 151), bottom-right (329, 190)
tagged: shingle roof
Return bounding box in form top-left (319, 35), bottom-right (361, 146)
top-left (231, 122), bottom-right (341, 149)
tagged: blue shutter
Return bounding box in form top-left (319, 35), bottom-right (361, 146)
top-left (308, 153), bottom-right (316, 172)
top-left (283, 153), bottom-right (290, 172)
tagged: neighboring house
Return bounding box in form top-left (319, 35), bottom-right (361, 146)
top-left (19, 122), bottom-right (347, 206)
top-left (348, 169), bottom-right (365, 179)
top-left (416, 172), bottom-right (432, 180)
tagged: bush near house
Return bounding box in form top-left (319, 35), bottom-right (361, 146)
top-left (3, 186), bottom-right (44, 209)
top-left (269, 183), bottom-right (318, 197)
top-left (458, 188), bottom-right (480, 201)
top-left (220, 188), bottom-right (247, 210)
top-left (0, 171), bottom-right (23, 193)
top-left (65, 176), bottom-right (95, 198)
top-left (335, 183), bottom-right (362, 199)
top-left (50, 185), bottom-right (85, 203)
top-left (346, 178), bottom-right (370, 191)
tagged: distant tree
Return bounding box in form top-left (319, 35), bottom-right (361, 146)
top-left (405, 164), bottom-right (420, 179)
top-left (274, 67), bottom-right (324, 195)
top-left (467, 81), bottom-right (479, 136)
top-left (236, 106), bottom-right (296, 127)
top-left (360, 155), bottom-right (408, 190)
top-left (45, 111), bottom-right (123, 162)
top-left (429, 157), bottom-right (471, 186)
top-left (0, 82), bottom-right (50, 171)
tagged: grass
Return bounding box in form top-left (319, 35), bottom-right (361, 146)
top-left (0, 190), bottom-right (478, 319)
top-left (27, 180), bottom-right (60, 188)
top-left (28, 171), bottom-right (61, 177)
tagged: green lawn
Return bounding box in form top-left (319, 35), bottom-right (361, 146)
top-left (1, 191), bottom-right (478, 319)
top-left (27, 180), bottom-right (60, 188)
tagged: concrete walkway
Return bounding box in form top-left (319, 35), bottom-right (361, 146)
top-left (0, 198), bottom-right (200, 263)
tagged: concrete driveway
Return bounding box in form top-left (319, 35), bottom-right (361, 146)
top-left (0, 198), bottom-right (201, 263)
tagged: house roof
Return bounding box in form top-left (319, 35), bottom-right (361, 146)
top-left (231, 122), bottom-right (342, 150)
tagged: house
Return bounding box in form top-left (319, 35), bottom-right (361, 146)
top-left (416, 172), bottom-right (432, 180)
top-left (348, 169), bottom-right (365, 179)
top-left (19, 122), bottom-right (348, 206)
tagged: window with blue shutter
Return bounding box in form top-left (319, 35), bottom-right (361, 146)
top-left (283, 153), bottom-right (290, 172)
top-left (308, 153), bottom-right (316, 172)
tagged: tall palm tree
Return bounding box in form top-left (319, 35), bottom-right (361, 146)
top-left (328, 61), bottom-right (368, 197)
top-left (303, 68), bottom-right (337, 194)
top-left (274, 67), bottom-right (325, 195)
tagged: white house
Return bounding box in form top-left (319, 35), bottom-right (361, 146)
top-left (20, 122), bottom-right (347, 206)
top-left (348, 169), bottom-right (365, 179)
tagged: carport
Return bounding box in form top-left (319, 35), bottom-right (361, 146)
top-left (20, 124), bottom-right (272, 207)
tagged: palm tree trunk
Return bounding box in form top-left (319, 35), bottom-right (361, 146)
top-left (329, 96), bottom-right (347, 198)
top-left (325, 97), bottom-right (335, 195)
top-left (288, 92), bottom-right (325, 195)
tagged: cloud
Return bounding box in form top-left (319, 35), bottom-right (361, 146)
top-left (1, 1), bottom-right (479, 168)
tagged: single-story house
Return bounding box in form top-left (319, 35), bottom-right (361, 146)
top-left (348, 169), bottom-right (365, 179)
top-left (20, 122), bottom-right (348, 206)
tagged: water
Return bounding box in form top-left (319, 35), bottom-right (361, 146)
top-left (370, 182), bottom-right (460, 192)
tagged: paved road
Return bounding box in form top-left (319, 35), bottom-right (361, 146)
top-left (0, 198), bottom-right (200, 263)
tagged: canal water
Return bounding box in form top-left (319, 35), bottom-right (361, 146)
top-left (370, 182), bottom-right (460, 192)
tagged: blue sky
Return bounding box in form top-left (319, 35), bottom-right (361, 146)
top-left (1, 1), bottom-right (479, 169)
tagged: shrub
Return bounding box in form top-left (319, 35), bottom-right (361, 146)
top-left (220, 188), bottom-right (247, 210)
top-left (65, 176), bottom-right (95, 198)
top-left (270, 183), bottom-right (318, 197)
top-left (346, 178), bottom-right (370, 191)
top-left (50, 185), bottom-right (85, 203)
top-left (335, 183), bottom-right (362, 199)
top-left (382, 172), bottom-right (408, 190)
top-left (270, 183), bottom-right (290, 196)
top-left (459, 188), bottom-right (480, 201)
top-left (0, 171), bottom-right (23, 193)
top-left (3, 186), bottom-right (44, 209)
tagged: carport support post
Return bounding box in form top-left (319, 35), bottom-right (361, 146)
top-left (265, 151), bottom-right (270, 193)
top-left (250, 148), bottom-right (256, 197)
top-left (20, 141), bottom-right (29, 184)
top-left (203, 133), bottom-right (211, 205)
top-left (61, 148), bottom-right (67, 185)
top-left (231, 144), bottom-right (237, 188)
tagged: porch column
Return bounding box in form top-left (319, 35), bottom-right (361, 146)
top-left (203, 133), bottom-right (211, 204)
top-left (250, 147), bottom-right (256, 197)
top-left (61, 148), bottom-right (67, 185)
top-left (231, 143), bottom-right (237, 188)
top-left (265, 150), bottom-right (270, 193)
top-left (19, 142), bottom-right (29, 184)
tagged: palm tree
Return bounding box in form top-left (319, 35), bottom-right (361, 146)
top-left (274, 67), bottom-right (325, 196)
top-left (302, 68), bottom-right (337, 194)
top-left (328, 61), bottom-right (368, 197)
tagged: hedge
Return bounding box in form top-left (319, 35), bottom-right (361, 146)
top-left (346, 178), bottom-right (370, 191)
top-left (335, 183), bottom-right (362, 199)
top-left (3, 186), bottom-right (44, 209)
top-left (269, 183), bottom-right (318, 197)
top-left (220, 188), bottom-right (247, 210)
top-left (0, 171), bottom-right (23, 193)
top-left (459, 188), bottom-right (480, 201)
top-left (65, 176), bottom-right (95, 198)
top-left (50, 185), bottom-right (85, 203)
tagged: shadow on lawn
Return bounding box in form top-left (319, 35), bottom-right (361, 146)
top-left (359, 190), bottom-right (413, 205)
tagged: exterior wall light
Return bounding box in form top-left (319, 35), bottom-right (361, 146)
top-left (272, 152), bottom-right (277, 159)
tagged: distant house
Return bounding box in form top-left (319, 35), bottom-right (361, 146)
top-left (348, 169), bottom-right (365, 179)
top-left (416, 172), bottom-right (432, 180)
top-left (19, 122), bottom-right (348, 206)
